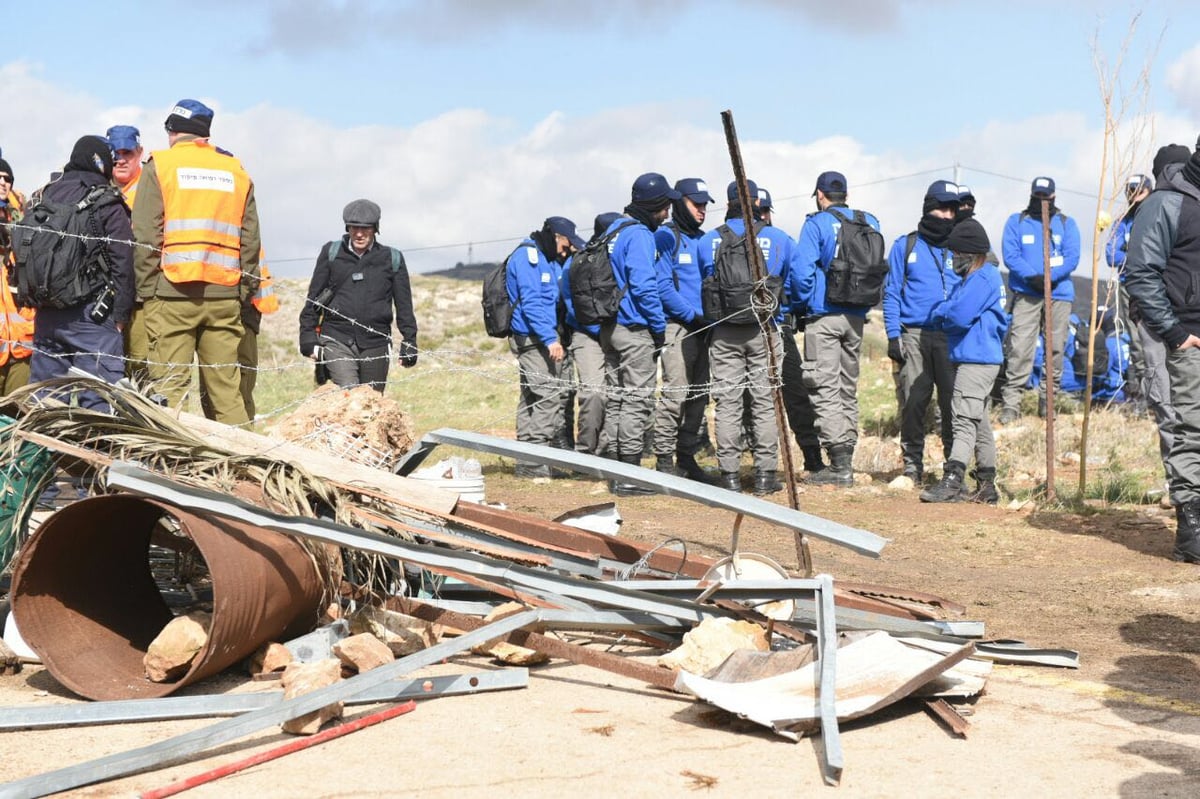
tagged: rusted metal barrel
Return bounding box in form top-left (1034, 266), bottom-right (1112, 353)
top-left (10, 495), bottom-right (325, 700)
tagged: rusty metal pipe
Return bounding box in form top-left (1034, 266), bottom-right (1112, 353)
top-left (10, 496), bottom-right (324, 700)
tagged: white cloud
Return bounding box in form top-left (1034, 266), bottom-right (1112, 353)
top-left (1166, 43), bottom-right (1200, 117)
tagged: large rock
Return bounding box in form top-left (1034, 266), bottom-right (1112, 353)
top-left (280, 659), bottom-right (343, 735)
top-left (333, 632), bottom-right (395, 673)
top-left (144, 612), bottom-right (211, 683)
top-left (349, 606), bottom-right (439, 657)
top-left (470, 602), bottom-right (547, 665)
top-left (247, 642), bottom-right (293, 676)
top-left (657, 617), bottom-right (769, 676)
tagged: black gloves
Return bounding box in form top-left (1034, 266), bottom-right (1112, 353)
top-left (299, 333), bottom-right (317, 359)
top-left (650, 330), bottom-right (666, 358)
top-left (685, 315), bottom-right (714, 334)
top-left (399, 340), bottom-right (419, 368)
top-left (887, 337), bottom-right (905, 365)
top-left (1027, 275), bottom-right (1046, 294)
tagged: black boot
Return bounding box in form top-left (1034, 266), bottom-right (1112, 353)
top-left (1173, 500), bottom-right (1200, 563)
top-left (920, 460), bottom-right (966, 503)
top-left (655, 454), bottom-right (680, 476)
top-left (806, 444), bottom-right (853, 486)
top-left (801, 445), bottom-right (825, 474)
top-left (902, 461), bottom-right (923, 483)
top-left (609, 453), bottom-right (656, 497)
top-left (719, 472), bottom-right (742, 492)
top-left (965, 467), bottom-right (999, 505)
top-left (514, 462), bottom-right (551, 479)
top-left (752, 470), bottom-right (782, 496)
top-left (676, 452), bottom-right (719, 485)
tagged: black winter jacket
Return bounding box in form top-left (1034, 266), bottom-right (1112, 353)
top-left (298, 236), bottom-right (417, 353)
top-left (37, 170), bottom-right (135, 323)
top-left (1125, 163), bottom-right (1200, 350)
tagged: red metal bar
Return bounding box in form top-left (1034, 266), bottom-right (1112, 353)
top-left (139, 700), bottom-right (417, 799)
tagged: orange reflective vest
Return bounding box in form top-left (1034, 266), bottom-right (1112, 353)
top-left (118, 165), bottom-right (141, 209)
top-left (251, 249), bottom-right (279, 314)
top-left (152, 141), bottom-right (251, 286)
top-left (0, 192), bottom-right (33, 364)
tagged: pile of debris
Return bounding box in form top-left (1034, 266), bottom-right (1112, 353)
top-left (0, 378), bottom-right (1078, 797)
top-left (266, 383), bottom-right (416, 471)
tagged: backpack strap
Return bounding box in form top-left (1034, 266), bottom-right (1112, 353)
top-left (900, 231), bottom-right (919, 295)
top-left (326, 240), bottom-right (340, 262)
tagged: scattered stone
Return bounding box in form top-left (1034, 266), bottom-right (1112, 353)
top-left (144, 612), bottom-right (211, 683)
top-left (333, 632), bottom-right (395, 673)
top-left (280, 659), bottom-right (343, 735)
top-left (657, 617), bottom-right (769, 675)
top-left (349, 606), bottom-right (440, 657)
top-left (471, 602), bottom-right (547, 664)
top-left (889, 475), bottom-right (915, 491)
top-left (247, 642), bottom-right (293, 676)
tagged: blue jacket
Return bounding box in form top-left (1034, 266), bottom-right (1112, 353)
top-left (1105, 213), bottom-right (1135, 274)
top-left (654, 220), bottom-right (704, 324)
top-left (506, 238), bottom-right (561, 344)
top-left (606, 217), bottom-right (666, 332)
top-left (795, 205), bottom-right (880, 318)
top-left (930, 263), bottom-right (1008, 364)
top-left (698, 218), bottom-right (798, 325)
top-left (1001, 210), bottom-right (1081, 301)
top-left (882, 232), bottom-right (960, 339)
top-left (559, 255), bottom-right (599, 337)
top-left (1093, 331), bottom-right (1131, 400)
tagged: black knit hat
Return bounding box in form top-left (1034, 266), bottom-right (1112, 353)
top-left (164, 99), bottom-right (214, 138)
top-left (66, 135), bottom-right (113, 179)
top-left (1153, 144), bottom-right (1190, 180)
top-left (0, 158), bottom-right (11, 182)
top-left (944, 218), bottom-right (991, 255)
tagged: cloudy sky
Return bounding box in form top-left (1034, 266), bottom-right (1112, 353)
top-left (2, 0), bottom-right (1197, 278)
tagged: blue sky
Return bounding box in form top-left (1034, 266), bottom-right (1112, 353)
top-left (2, 1), bottom-right (1198, 278)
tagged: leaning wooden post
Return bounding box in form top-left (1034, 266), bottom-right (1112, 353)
top-left (1040, 198), bottom-right (1058, 504)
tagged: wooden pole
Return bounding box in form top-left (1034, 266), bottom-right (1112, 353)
top-left (1040, 198), bottom-right (1058, 503)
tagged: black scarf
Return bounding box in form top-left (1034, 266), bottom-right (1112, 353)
top-left (1183, 152), bottom-right (1200, 193)
top-left (917, 214), bottom-right (955, 247)
top-left (530, 229), bottom-right (557, 262)
top-left (670, 198), bottom-right (703, 237)
top-left (1025, 196), bottom-right (1059, 219)
top-left (623, 200), bottom-right (666, 231)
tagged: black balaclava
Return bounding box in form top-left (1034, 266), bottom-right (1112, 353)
top-left (1025, 195), bottom-right (1058, 218)
top-left (530, 226), bottom-right (558, 263)
top-left (66, 135), bottom-right (113, 179)
top-left (670, 197), bottom-right (703, 237)
top-left (623, 198), bottom-right (669, 231)
top-left (1182, 150), bottom-right (1200, 193)
top-left (917, 198), bottom-right (957, 246)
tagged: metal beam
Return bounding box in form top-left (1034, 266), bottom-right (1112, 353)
top-left (396, 429), bottom-right (888, 558)
top-left (0, 670), bottom-right (529, 731)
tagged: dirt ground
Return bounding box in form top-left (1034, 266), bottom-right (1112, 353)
top-left (3, 467), bottom-right (1200, 797)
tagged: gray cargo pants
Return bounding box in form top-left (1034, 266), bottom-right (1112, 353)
top-left (569, 331), bottom-right (608, 455)
top-left (1166, 345), bottom-right (1200, 504)
top-left (1000, 293), bottom-right (1072, 413)
top-left (801, 313), bottom-right (864, 449)
top-left (780, 324), bottom-right (819, 448)
top-left (948, 361), bottom-right (999, 469)
top-left (710, 324), bottom-right (782, 473)
top-left (1140, 323), bottom-right (1176, 478)
top-left (600, 322), bottom-right (656, 460)
top-left (653, 321), bottom-right (710, 457)
top-left (510, 334), bottom-right (565, 447)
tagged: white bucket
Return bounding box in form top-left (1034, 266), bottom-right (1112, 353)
top-left (409, 457), bottom-right (486, 504)
top-left (2, 610), bottom-right (38, 661)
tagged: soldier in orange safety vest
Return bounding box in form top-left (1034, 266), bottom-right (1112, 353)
top-left (0, 156), bottom-right (34, 394)
top-left (107, 125), bottom-right (149, 384)
top-left (132, 99), bottom-right (262, 424)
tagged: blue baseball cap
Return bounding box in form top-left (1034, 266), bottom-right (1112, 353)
top-left (674, 178), bottom-right (713, 204)
top-left (924, 180), bottom-right (961, 205)
top-left (631, 172), bottom-right (681, 204)
top-left (165, 99), bottom-right (215, 136)
top-left (106, 125), bottom-right (141, 152)
top-left (757, 187), bottom-right (774, 211)
top-left (957, 184), bottom-right (976, 204)
top-left (812, 170), bottom-right (848, 197)
top-left (727, 179), bottom-right (759, 203)
top-left (1030, 176), bottom-right (1056, 197)
top-left (593, 211), bottom-right (621, 240)
top-left (545, 216), bottom-right (586, 251)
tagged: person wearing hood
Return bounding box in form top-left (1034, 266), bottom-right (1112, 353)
top-left (996, 176), bottom-right (1081, 424)
top-left (651, 177), bottom-right (717, 483)
top-left (561, 212), bottom-right (619, 456)
top-left (0, 156), bottom-right (34, 394)
top-left (506, 216), bottom-right (582, 478)
top-left (1124, 141), bottom-right (1200, 563)
top-left (921, 218), bottom-right (1008, 504)
top-left (600, 172), bottom-right (674, 496)
top-left (27, 135), bottom-right (134, 408)
top-left (132, 99), bottom-right (261, 424)
top-left (883, 180), bottom-right (963, 484)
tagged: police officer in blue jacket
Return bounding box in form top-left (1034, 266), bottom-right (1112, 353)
top-left (508, 216), bottom-right (584, 478)
top-left (699, 180), bottom-right (799, 495)
top-left (997, 176), bottom-right (1081, 423)
top-left (602, 173), bottom-right (675, 495)
top-left (794, 170), bottom-right (882, 486)
top-left (562, 212), bottom-right (620, 456)
top-left (883, 180), bottom-right (962, 483)
top-left (921, 218), bottom-right (1009, 504)
top-left (651, 177), bottom-right (716, 482)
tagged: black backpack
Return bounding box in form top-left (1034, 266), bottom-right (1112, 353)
top-left (1070, 316), bottom-right (1109, 381)
top-left (568, 220), bottom-right (637, 327)
top-left (823, 208), bottom-right (888, 308)
top-left (480, 244), bottom-right (525, 338)
top-left (12, 184), bottom-right (123, 309)
top-left (701, 222), bottom-right (783, 325)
